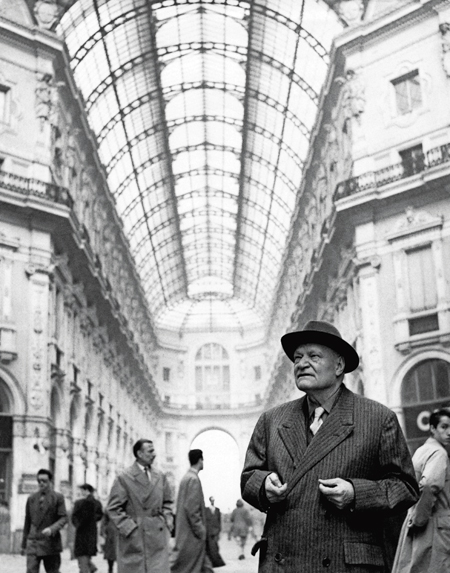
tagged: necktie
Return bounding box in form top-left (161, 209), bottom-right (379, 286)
top-left (310, 406), bottom-right (325, 435)
top-left (144, 467), bottom-right (150, 481)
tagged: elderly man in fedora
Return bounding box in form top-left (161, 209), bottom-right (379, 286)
top-left (241, 320), bottom-right (419, 573)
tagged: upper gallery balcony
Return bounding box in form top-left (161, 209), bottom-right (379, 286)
top-left (335, 142), bottom-right (450, 207)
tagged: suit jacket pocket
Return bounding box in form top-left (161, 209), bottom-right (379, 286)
top-left (344, 542), bottom-right (384, 567)
top-left (120, 526), bottom-right (142, 555)
top-left (435, 515), bottom-right (450, 554)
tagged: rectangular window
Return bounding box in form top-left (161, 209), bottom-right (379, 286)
top-left (163, 367), bottom-right (170, 382)
top-left (254, 366), bottom-right (261, 381)
top-left (392, 70), bottom-right (422, 115)
top-left (0, 86), bottom-right (10, 124)
top-left (399, 144), bottom-right (424, 177)
top-left (409, 314), bottom-right (439, 336)
top-left (407, 245), bottom-right (437, 312)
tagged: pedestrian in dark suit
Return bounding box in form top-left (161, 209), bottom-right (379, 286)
top-left (205, 496), bottom-right (225, 568)
top-left (21, 468), bottom-right (68, 573)
top-left (72, 483), bottom-right (103, 573)
top-left (241, 320), bottom-right (419, 572)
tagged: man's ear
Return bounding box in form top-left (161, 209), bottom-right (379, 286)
top-left (336, 355), bottom-right (345, 376)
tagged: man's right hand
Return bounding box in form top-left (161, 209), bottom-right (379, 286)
top-left (20, 548), bottom-right (26, 556)
top-left (264, 472), bottom-right (288, 503)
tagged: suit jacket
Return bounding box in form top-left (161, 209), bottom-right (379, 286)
top-left (72, 494), bottom-right (103, 557)
top-left (22, 489), bottom-right (68, 556)
top-left (170, 468), bottom-right (209, 573)
top-left (205, 506), bottom-right (221, 537)
top-left (241, 385), bottom-right (419, 573)
top-left (107, 461), bottom-right (173, 573)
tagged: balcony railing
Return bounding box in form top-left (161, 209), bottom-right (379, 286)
top-left (335, 142), bottom-right (450, 201)
top-left (0, 170), bottom-right (73, 208)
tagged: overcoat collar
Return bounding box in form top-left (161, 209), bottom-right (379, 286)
top-left (278, 385), bottom-right (355, 495)
top-left (130, 461), bottom-right (160, 501)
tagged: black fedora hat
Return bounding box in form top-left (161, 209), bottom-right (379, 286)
top-left (281, 320), bottom-right (359, 373)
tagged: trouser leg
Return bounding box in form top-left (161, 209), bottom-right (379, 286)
top-left (42, 554), bottom-right (61, 573)
top-left (77, 555), bottom-right (91, 573)
top-left (26, 554), bottom-right (41, 573)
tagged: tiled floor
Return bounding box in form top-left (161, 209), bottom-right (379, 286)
top-left (0, 535), bottom-right (258, 572)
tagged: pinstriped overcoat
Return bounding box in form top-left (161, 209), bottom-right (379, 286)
top-left (241, 385), bottom-right (419, 573)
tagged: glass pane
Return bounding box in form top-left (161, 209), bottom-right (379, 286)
top-left (435, 361), bottom-right (450, 399)
top-left (417, 362), bottom-right (435, 403)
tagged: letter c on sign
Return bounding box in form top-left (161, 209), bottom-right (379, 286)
top-left (417, 411), bottom-right (430, 432)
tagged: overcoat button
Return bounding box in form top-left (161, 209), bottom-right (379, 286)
top-left (322, 557), bottom-right (331, 567)
top-left (274, 553), bottom-right (282, 563)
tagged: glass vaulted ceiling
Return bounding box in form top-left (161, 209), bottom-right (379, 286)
top-left (58, 0), bottom-right (343, 334)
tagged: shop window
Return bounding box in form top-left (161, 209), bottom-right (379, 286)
top-left (0, 380), bottom-right (12, 502)
top-left (392, 70), bottom-right (422, 115)
top-left (401, 359), bottom-right (450, 453)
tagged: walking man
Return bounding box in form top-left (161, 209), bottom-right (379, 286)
top-left (21, 469), bottom-right (68, 573)
top-left (171, 449), bottom-right (213, 573)
top-left (107, 439), bottom-right (174, 573)
top-left (72, 483), bottom-right (103, 573)
top-left (205, 496), bottom-right (225, 567)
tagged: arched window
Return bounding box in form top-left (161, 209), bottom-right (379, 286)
top-left (0, 379), bottom-right (13, 502)
top-left (401, 359), bottom-right (450, 453)
top-left (195, 343), bottom-right (230, 393)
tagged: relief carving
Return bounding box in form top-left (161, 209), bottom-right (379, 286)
top-left (440, 23), bottom-right (450, 78)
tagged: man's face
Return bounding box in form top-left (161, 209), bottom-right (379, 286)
top-left (78, 488), bottom-right (89, 499)
top-left (209, 496), bottom-right (214, 505)
top-left (37, 473), bottom-right (51, 493)
top-left (137, 442), bottom-right (156, 467)
top-left (293, 343), bottom-right (344, 398)
top-left (198, 457), bottom-right (204, 472)
top-left (431, 416), bottom-right (450, 447)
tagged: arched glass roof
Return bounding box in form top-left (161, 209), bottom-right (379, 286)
top-left (58, 0), bottom-right (343, 334)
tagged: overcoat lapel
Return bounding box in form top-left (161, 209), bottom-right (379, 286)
top-left (130, 462), bottom-right (158, 502)
top-left (278, 398), bottom-right (308, 464)
top-left (285, 387), bottom-right (355, 496)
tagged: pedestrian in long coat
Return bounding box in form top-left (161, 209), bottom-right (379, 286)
top-left (107, 439), bottom-right (174, 573)
top-left (72, 483), bottom-right (103, 572)
top-left (205, 496), bottom-right (225, 567)
top-left (241, 321), bottom-right (419, 573)
top-left (230, 499), bottom-right (253, 560)
top-left (171, 449), bottom-right (213, 573)
top-left (101, 509), bottom-right (117, 573)
top-left (392, 407), bottom-right (450, 573)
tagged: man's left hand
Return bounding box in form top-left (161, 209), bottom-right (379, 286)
top-left (41, 527), bottom-right (52, 537)
top-left (318, 478), bottom-right (354, 510)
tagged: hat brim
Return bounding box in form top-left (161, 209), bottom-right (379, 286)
top-left (281, 330), bottom-right (359, 373)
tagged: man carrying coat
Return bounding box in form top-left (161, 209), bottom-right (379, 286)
top-left (107, 439), bottom-right (174, 573)
top-left (22, 468), bottom-right (68, 573)
top-left (241, 320), bottom-right (419, 572)
top-left (72, 483), bottom-right (103, 573)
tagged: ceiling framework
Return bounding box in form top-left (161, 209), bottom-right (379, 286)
top-left (58, 0), bottom-right (343, 335)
